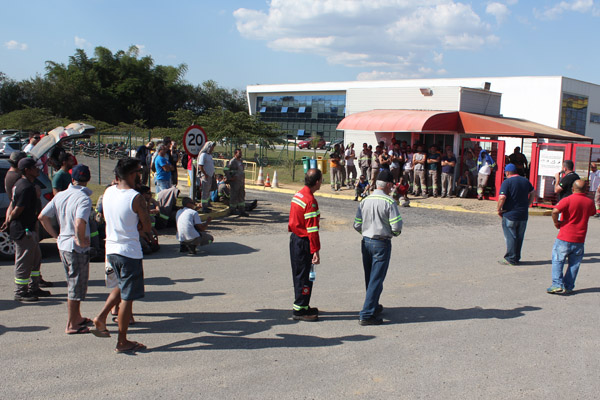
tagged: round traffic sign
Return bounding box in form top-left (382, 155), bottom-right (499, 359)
top-left (183, 125), bottom-right (207, 157)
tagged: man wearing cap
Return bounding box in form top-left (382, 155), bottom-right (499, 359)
top-left (353, 169), bottom-right (402, 325)
top-left (39, 165), bottom-right (93, 334)
top-left (497, 163), bottom-right (535, 266)
top-left (5, 151), bottom-right (27, 202)
top-left (4, 158), bottom-right (47, 302)
top-left (176, 197), bottom-right (214, 255)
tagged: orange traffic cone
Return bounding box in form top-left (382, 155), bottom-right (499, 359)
top-left (256, 167), bottom-right (264, 186)
top-left (264, 173), bottom-right (271, 187)
top-left (272, 170), bottom-right (279, 188)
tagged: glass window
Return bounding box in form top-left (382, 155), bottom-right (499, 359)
top-left (260, 107), bottom-right (266, 113)
top-left (281, 107), bottom-right (288, 113)
top-left (560, 93), bottom-right (588, 135)
top-left (298, 107), bottom-right (305, 113)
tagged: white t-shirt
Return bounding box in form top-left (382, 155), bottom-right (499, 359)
top-left (388, 150), bottom-right (400, 169)
top-left (199, 153), bottom-right (215, 177)
top-left (589, 170), bottom-right (600, 192)
top-left (345, 149), bottom-right (355, 167)
top-left (176, 208), bottom-right (202, 241)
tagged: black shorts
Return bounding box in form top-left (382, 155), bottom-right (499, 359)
top-left (107, 254), bottom-right (145, 301)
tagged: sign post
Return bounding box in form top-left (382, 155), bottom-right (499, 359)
top-left (183, 125), bottom-right (207, 202)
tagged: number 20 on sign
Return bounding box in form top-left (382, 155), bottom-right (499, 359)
top-left (183, 125), bottom-right (207, 157)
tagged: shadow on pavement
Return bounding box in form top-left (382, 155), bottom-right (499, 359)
top-left (132, 308), bottom-right (375, 352)
top-left (142, 242), bottom-right (258, 259)
top-left (144, 276), bottom-right (204, 286)
top-left (384, 305), bottom-right (541, 324)
top-left (0, 324), bottom-right (49, 336)
top-left (141, 290), bottom-right (225, 302)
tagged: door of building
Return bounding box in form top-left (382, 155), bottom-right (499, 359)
top-left (460, 138), bottom-right (505, 201)
top-left (529, 142), bottom-right (572, 207)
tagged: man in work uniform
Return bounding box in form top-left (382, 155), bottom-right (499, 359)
top-left (358, 143), bottom-right (371, 179)
top-left (354, 169), bottom-right (402, 325)
top-left (288, 168), bottom-right (322, 321)
top-left (5, 158), bottom-right (49, 302)
top-left (225, 149), bottom-right (248, 217)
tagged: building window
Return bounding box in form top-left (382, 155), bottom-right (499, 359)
top-left (281, 107), bottom-right (288, 113)
top-left (260, 107), bottom-right (266, 113)
top-left (298, 129), bottom-right (305, 136)
top-left (560, 93), bottom-right (588, 135)
top-left (591, 113), bottom-right (600, 124)
top-left (298, 106), bottom-right (305, 113)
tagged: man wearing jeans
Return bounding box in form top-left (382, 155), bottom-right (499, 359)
top-left (154, 144), bottom-right (173, 194)
top-left (497, 164), bottom-right (534, 266)
top-left (353, 169), bottom-right (402, 326)
top-left (547, 180), bottom-right (596, 295)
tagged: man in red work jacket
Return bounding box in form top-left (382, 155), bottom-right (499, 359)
top-left (288, 168), bottom-right (322, 321)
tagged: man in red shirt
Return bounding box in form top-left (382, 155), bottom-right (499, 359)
top-left (548, 180), bottom-right (596, 295)
top-left (288, 168), bottom-right (322, 321)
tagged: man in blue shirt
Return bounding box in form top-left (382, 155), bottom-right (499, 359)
top-left (154, 144), bottom-right (173, 194)
top-left (497, 163), bottom-right (534, 266)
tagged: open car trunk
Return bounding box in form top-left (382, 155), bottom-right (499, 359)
top-left (28, 123), bottom-right (96, 160)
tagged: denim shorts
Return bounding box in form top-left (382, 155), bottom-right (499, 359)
top-left (107, 254), bottom-right (145, 301)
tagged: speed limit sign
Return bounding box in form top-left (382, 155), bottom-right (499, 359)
top-left (183, 125), bottom-right (207, 157)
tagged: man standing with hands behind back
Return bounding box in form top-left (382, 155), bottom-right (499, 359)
top-left (288, 168), bottom-right (322, 321)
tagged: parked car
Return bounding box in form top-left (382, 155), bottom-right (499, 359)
top-left (0, 129), bottom-right (20, 136)
top-left (298, 137), bottom-right (326, 149)
top-left (0, 123), bottom-right (95, 260)
top-left (0, 135), bottom-right (25, 156)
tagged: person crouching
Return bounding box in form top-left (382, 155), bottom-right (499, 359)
top-left (176, 197), bottom-right (214, 255)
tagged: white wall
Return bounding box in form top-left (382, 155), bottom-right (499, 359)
top-left (346, 86), bottom-right (461, 114)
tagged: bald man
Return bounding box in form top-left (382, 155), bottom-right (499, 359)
top-left (548, 180), bottom-right (596, 295)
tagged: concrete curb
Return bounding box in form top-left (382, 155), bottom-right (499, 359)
top-left (246, 184), bottom-right (498, 215)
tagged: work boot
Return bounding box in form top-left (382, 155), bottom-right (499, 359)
top-left (15, 291), bottom-right (39, 302)
top-left (187, 245), bottom-right (197, 255)
top-left (180, 242), bottom-right (187, 253)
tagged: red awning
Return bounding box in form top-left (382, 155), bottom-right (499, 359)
top-left (336, 109), bottom-right (458, 133)
top-left (336, 109), bottom-right (592, 142)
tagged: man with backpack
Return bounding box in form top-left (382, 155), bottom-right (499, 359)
top-left (136, 141), bottom-right (154, 186)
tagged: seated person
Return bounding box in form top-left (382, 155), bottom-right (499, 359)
top-left (139, 185), bottom-right (160, 217)
top-left (392, 176), bottom-right (410, 207)
top-left (216, 174), bottom-right (230, 204)
top-left (138, 186), bottom-right (160, 254)
top-left (156, 186), bottom-right (180, 229)
top-left (457, 170), bottom-right (473, 198)
top-left (354, 175), bottom-right (370, 201)
top-left (176, 197), bottom-right (214, 255)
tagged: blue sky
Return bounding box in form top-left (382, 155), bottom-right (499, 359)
top-left (1, 0), bottom-right (599, 90)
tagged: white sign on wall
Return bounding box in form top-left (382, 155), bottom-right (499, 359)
top-left (538, 150), bottom-right (563, 177)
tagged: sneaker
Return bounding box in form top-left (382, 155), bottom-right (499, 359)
top-left (498, 259), bottom-right (516, 266)
top-left (14, 292), bottom-right (39, 302)
top-left (292, 307), bottom-right (319, 321)
top-left (375, 304), bottom-right (384, 316)
top-left (31, 288), bottom-right (51, 297)
top-left (39, 278), bottom-right (53, 288)
top-left (562, 289), bottom-right (574, 295)
top-left (359, 316), bottom-right (383, 326)
top-left (547, 286), bottom-right (564, 294)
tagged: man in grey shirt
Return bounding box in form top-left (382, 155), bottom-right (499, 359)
top-left (39, 165), bottom-right (93, 334)
top-left (353, 169), bottom-right (402, 326)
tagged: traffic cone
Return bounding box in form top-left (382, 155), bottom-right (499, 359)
top-left (264, 173), bottom-right (271, 187)
top-left (256, 167), bottom-right (264, 186)
top-left (272, 170), bottom-right (279, 188)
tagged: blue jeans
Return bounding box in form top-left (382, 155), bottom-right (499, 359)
top-left (155, 179), bottom-right (171, 194)
top-left (360, 237), bottom-right (392, 319)
top-left (551, 238), bottom-right (585, 290)
top-left (502, 217), bottom-right (528, 264)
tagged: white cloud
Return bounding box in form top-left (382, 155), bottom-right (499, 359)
top-left (134, 44), bottom-right (146, 55)
top-left (486, 2), bottom-right (510, 24)
top-left (4, 40), bottom-right (28, 51)
top-left (74, 36), bottom-right (91, 48)
top-left (234, 0), bottom-right (497, 80)
top-left (534, 0), bottom-right (595, 19)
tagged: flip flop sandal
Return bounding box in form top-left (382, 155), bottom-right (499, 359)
top-left (67, 326), bottom-right (90, 335)
top-left (79, 318), bottom-right (93, 326)
top-left (115, 342), bottom-right (146, 354)
top-left (112, 316), bottom-right (136, 325)
top-left (90, 328), bottom-right (111, 338)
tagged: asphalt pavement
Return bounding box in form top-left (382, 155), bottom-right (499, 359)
top-left (1, 190), bottom-right (600, 399)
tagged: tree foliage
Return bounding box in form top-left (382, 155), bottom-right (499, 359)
top-left (0, 46), bottom-right (254, 133)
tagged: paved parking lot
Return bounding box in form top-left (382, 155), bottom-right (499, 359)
top-left (1, 193), bottom-right (600, 399)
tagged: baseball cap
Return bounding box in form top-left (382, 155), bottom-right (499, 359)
top-left (505, 163), bottom-right (518, 173)
top-left (18, 157), bottom-right (37, 171)
top-left (71, 164), bottom-right (91, 182)
top-left (377, 169), bottom-right (394, 183)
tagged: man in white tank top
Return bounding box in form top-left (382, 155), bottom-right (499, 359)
top-left (92, 158), bottom-right (152, 353)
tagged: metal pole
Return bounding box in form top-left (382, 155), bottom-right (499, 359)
top-left (97, 130), bottom-right (101, 185)
top-left (292, 137), bottom-right (297, 181)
